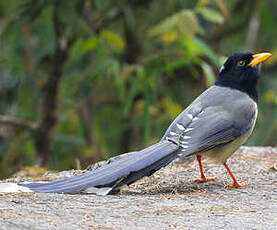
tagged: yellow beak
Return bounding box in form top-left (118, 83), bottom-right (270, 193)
top-left (249, 52), bottom-right (272, 66)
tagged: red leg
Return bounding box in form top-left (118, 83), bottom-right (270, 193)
top-left (223, 162), bottom-right (248, 188)
top-left (195, 155), bottom-right (216, 183)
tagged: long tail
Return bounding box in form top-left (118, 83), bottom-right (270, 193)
top-left (19, 140), bottom-right (183, 194)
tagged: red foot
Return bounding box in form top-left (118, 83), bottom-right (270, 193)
top-left (228, 181), bottom-right (249, 189)
top-left (196, 156), bottom-right (216, 183)
top-left (223, 162), bottom-right (249, 189)
top-left (195, 177), bottom-right (216, 183)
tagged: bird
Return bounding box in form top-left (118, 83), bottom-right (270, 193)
top-left (18, 52), bottom-right (272, 195)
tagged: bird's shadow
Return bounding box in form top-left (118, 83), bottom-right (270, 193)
top-left (119, 180), bottom-right (227, 196)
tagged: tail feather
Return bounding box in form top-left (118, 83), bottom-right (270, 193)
top-left (22, 142), bottom-right (162, 190)
top-left (19, 140), bottom-right (182, 194)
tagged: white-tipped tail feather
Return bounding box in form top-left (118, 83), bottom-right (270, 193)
top-left (0, 183), bottom-right (33, 193)
top-left (16, 140), bottom-right (184, 194)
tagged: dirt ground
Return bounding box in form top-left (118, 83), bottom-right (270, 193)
top-left (0, 146), bottom-right (276, 230)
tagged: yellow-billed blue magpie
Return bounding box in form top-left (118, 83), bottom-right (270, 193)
top-left (19, 52), bottom-right (272, 194)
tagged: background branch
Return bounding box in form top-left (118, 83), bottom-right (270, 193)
top-left (33, 2), bottom-right (70, 165)
top-left (0, 115), bottom-right (37, 132)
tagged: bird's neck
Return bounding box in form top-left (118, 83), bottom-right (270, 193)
top-left (215, 79), bottom-right (258, 102)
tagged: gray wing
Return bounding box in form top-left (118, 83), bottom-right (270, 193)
top-left (163, 105), bottom-right (255, 156)
top-left (162, 86), bottom-right (257, 156)
top-left (180, 109), bottom-right (245, 153)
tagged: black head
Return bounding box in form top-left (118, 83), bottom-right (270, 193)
top-left (215, 52), bottom-right (271, 101)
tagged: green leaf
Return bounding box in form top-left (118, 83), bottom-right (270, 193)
top-left (100, 30), bottom-right (125, 49)
top-left (182, 36), bottom-right (203, 61)
top-left (69, 37), bottom-right (98, 63)
top-left (201, 62), bottom-right (216, 87)
top-left (148, 10), bottom-right (200, 38)
top-left (161, 98), bottom-right (183, 120)
top-left (196, 0), bottom-right (212, 9)
top-left (260, 1), bottom-right (277, 45)
top-left (198, 7), bottom-right (224, 24)
top-left (95, 0), bottom-right (110, 12)
top-left (81, 37), bottom-right (99, 54)
top-left (193, 38), bottom-right (219, 66)
top-left (124, 79), bottom-right (139, 115)
top-left (163, 59), bottom-right (190, 73)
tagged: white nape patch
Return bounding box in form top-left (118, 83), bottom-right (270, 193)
top-left (184, 128), bottom-right (194, 132)
top-left (0, 183), bottom-right (32, 193)
top-left (169, 131), bottom-right (178, 136)
top-left (176, 123), bottom-right (185, 130)
top-left (187, 113), bottom-right (193, 120)
top-left (182, 135), bottom-right (191, 139)
top-left (220, 65), bottom-right (225, 72)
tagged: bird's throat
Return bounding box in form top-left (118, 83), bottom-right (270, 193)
top-left (215, 77), bottom-right (258, 102)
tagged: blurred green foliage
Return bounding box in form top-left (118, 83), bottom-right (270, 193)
top-left (0, 0), bottom-right (276, 178)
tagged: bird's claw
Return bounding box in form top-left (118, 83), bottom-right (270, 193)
top-left (228, 181), bottom-right (249, 188)
top-left (195, 177), bottom-right (216, 183)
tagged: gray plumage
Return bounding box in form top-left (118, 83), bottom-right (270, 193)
top-left (20, 86), bottom-right (257, 194)
top-left (20, 141), bottom-right (179, 194)
top-left (163, 86), bottom-right (257, 162)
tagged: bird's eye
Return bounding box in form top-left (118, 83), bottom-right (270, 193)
top-left (237, 60), bottom-right (246, 67)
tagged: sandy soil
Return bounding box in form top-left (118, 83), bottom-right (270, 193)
top-left (0, 146), bottom-right (276, 230)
